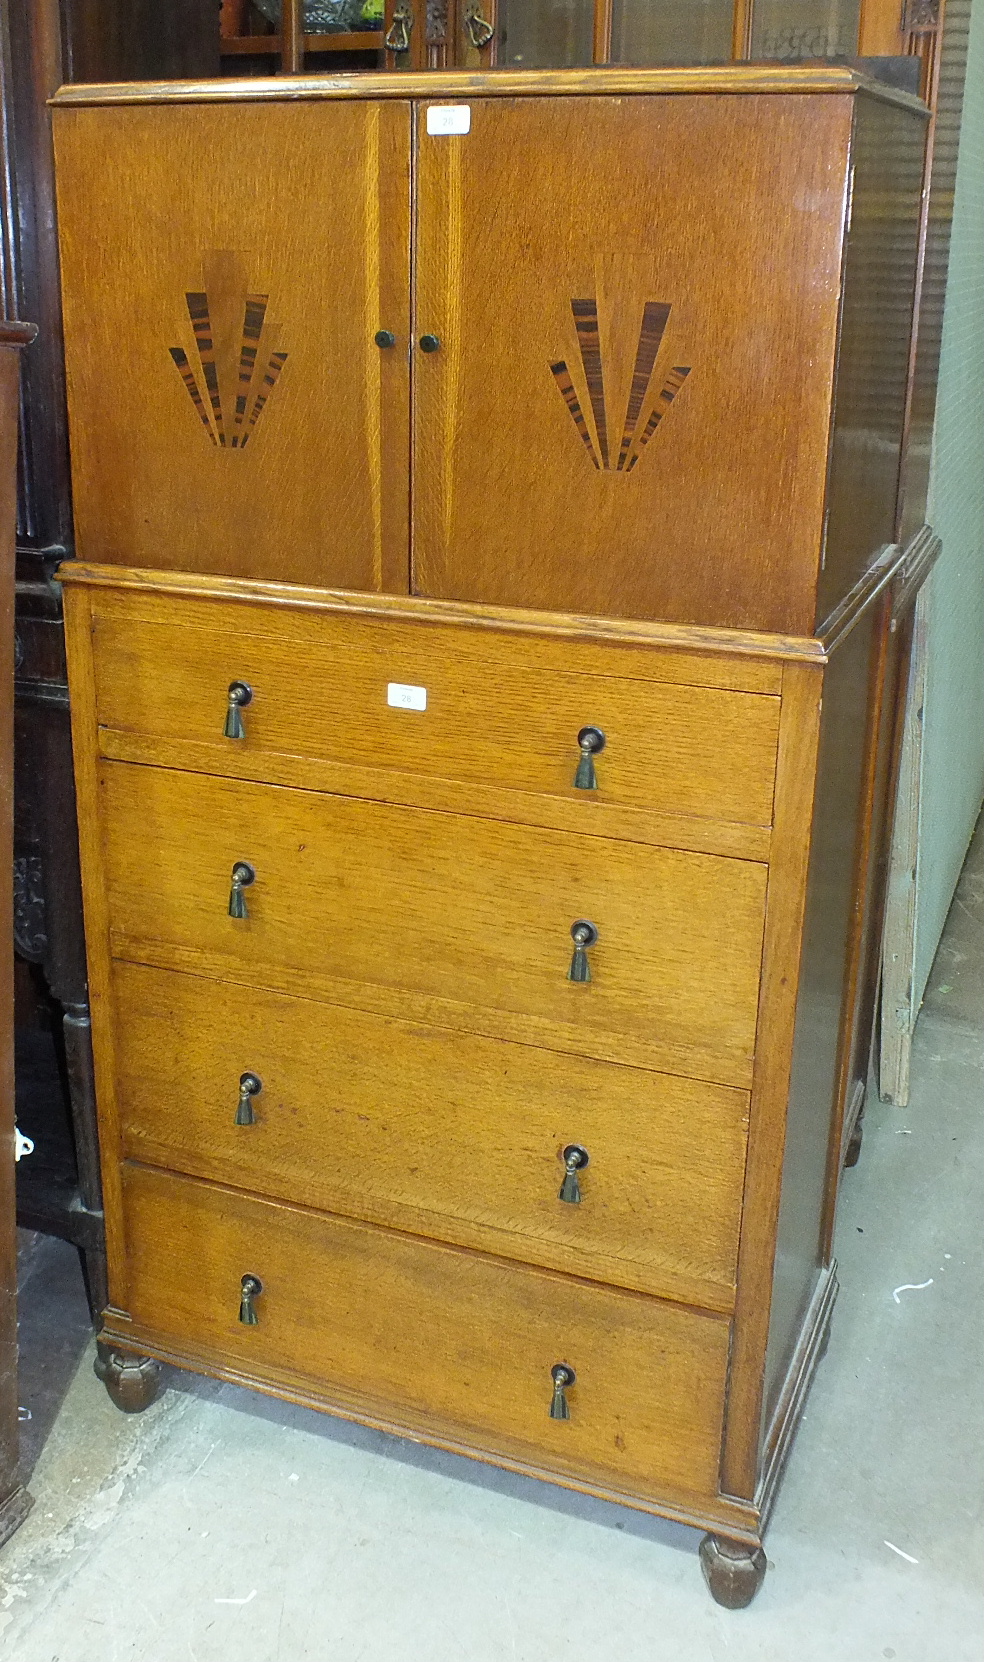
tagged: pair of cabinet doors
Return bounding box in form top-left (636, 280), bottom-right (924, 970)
top-left (54, 91), bottom-right (852, 629)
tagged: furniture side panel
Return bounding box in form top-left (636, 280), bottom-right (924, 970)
top-left (817, 95), bottom-right (926, 623)
top-left (763, 608), bottom-right (880, 1418)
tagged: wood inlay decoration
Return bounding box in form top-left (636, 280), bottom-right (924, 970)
top-left (169, 267), bottom-right (288, 449)
top-left (551, 298), bottom-right (690, 474)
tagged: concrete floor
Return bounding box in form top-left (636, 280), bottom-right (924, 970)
top-left (2, 823), bottom-right (981, 1660)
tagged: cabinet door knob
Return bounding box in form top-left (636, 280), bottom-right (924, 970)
top-left (228, 861), bottom-right (256, 919)
top-left (573, 726), bottom-right (605, 790)
top-left (549, 1363), bottom-right (575, 1420)
top-left (567, 920), bottom-right (598, 983)
top-left (224, 681), bottom-right (252, 741)
top-left (384, 3), bottom-right (413, 52)
top-left (559, 1144), bottom-right (589, 1205)
top-left (235, 1072), bottom-right (262, 1126)
top-left (239, 1274), bottom-right (262, 1326)
top-left (375, 329), bottom-right (396, 349)
top-left (463, 4), bottom-right (494, 48)
top-left (419, 334), bottom-right (440, 353)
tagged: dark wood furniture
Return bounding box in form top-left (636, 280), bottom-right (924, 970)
top-left (2, 0), bottom-right (221, 1318)
top-left (1, 318), bottom-right (38, 1552)
top-left (52, 67), bottom-right (939, 1605)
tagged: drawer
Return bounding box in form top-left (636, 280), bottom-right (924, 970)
top-left (119, 1163), bottom-right (731, 1505)
top-left (112, 963), bottom-right (749, 1311)
top-left (100, 764), bottom-right (768, 1085)
top-left (89, 600), bottom-right (780, 843)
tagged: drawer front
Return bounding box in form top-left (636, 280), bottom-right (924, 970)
top-left (120, 1164), bottom-right (730, 1503)
top-left (90, 605), bottom-right (780, 833)
top-left (101, 764), bottom-right (768, 1085)
top-left (113, 963), bottom-right (749, 1310)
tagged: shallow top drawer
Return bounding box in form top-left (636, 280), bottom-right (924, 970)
top-left (87, 599), bottom-right (780, 845)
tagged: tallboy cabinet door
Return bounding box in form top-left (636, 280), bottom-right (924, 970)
top-left (53, 102), bottom-right (412, 590)
top-left (411, 94), bottom-right (852, 634)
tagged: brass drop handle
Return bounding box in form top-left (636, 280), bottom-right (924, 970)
top-left (549, 1363), bottom-right (575, 1421)
top-left (224, 681), bottom-right (252, 740)
top-left (235, 1072), bottom-right (262, 1126)
top-left (573, 726), bottom-right (605, 790)
top-left (384, 3), bottom-right (413, 51)
top-left (463, 4), bottom-right (494, 48)
top-left (239, 1274), bottom-right (262, 1326)
top-left (567, 920), bottom-right (598, 983)
top-left (228, 861), bottom-right (256, 919)
top-left (559, 1145), bottom-right (589, 1205)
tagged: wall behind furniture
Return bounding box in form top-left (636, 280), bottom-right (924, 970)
top-left (914, 0), bottom-right (984, 1009)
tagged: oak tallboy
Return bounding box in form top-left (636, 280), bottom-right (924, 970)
top-left (51, 67), bottom-right (935, 1606)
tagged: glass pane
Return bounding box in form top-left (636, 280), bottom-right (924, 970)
top-left (751, 0), bottom-right (861, 60)
top-left (612, 0), bottom-right (734, 66)
top-left (497, 0), bottom-right (594, 68)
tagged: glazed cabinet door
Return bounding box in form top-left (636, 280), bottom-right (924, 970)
top-left (411, 93), bottom-right (852, 633)
top-left (53, 100), bottom-right (412, 590)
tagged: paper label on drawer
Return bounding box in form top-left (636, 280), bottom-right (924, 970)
top-left (426, 105), bottom-right (471, 136)
top-left (387, 682), bottom-right (427, 712)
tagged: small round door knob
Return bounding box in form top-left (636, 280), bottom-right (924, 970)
top-left (375, 330), bottom-right (396, 348)
top-left (419, 334), bottom-right (441, 353)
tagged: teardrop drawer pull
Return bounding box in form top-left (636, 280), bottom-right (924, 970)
top-left (573, 726), bottom-right (605, 790)
top-left (567, 920), bottom-right (598, 983)
top-left (235, 1073), bottom-right (262, 1126)
top-left (559, 1145), bottom-right (589, 1205)
top-left (549, 1363), bottom-right (576, 1420)
top-left (224, 681), bottom-right (252, 740)
top-left (239, 1274), bottom-right (262, 1326)
top-left (228, 861), bottom-right (255, 919)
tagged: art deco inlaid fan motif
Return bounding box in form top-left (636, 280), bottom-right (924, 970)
top-left (168, 271), bottom-right (288, 449)
top-left (550, 299), bottom-right (691, 472)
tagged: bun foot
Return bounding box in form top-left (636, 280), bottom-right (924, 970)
top-left (94, 1342), bottom-right (163, 1413)
top-left (699, 1534), bottom-right (767, 1608)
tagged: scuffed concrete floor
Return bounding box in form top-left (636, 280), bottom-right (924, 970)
top-left (2, 822), bottom-right (981, 1661)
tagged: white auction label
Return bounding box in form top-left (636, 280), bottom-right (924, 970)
top-left (387, 682), bottom-right (427, 712)
top-left (426, 105), bottom-right (471, 136)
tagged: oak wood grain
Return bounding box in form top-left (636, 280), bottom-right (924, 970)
top-left (49, 67), bottom-right (930, 110)
top-left (59, 561), bottom-right (811, 674)
top-left (89, 603), bottom-right (781, 831)
top-left (112, 961), bottom-right (749, 1311)
top-left (412, 93), bottom-right (853, 633)
top-left (53, 99), bottom-right (411, 587)
top-left (120, 1162), bottom-right (731, 1502)
top-left (98, 762), bottom-right (769, 1087)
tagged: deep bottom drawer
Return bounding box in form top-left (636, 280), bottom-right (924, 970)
top-left (119, 1164), bottom-right (730, 1505)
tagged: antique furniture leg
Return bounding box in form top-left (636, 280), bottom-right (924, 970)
top-left (94, 1344), bottom-right (163, 1414)
top-left (699, 1535), bottom-right (768, 1609)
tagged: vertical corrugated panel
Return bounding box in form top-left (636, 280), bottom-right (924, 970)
top-left (916, 0), bottom-right (984, 1006)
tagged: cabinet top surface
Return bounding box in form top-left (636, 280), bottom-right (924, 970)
top-left (50, 65), bottom-right (928, 116)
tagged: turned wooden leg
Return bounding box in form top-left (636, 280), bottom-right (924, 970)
top-left (699, 1534), bottom-right (767, 1608)
top-left (94, 1342), bottom-right (162, 1413)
